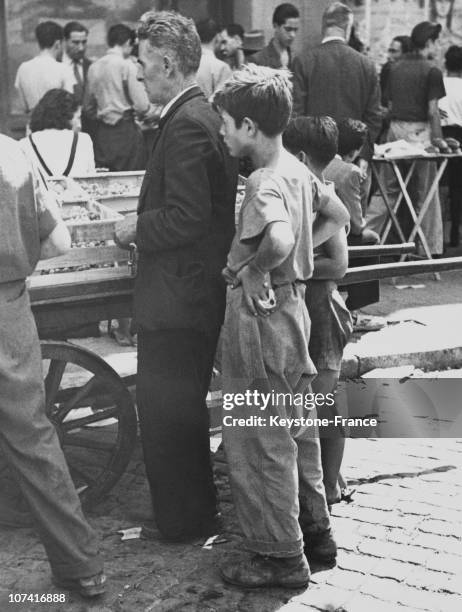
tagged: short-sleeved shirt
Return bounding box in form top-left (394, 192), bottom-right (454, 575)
top-left (227, 150), bottom-right (329, 285)
top-left (325, 156), bottom-right (364, 236)
top-left (387, 56), bottom-right (446, 122)
top-left (14, 55), bottom-right (75, 114)
top-left (0, 135), bottom-right (60, 283)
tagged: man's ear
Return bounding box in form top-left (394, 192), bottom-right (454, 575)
top-left (163, 54), bottom-right (175, 76)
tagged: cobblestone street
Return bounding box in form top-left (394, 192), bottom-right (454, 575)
top-left (1, 438), bottom-right (461, 612)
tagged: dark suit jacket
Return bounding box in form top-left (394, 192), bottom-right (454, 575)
top-left (292, 40), bottom-right (382, 159)
top-left (250, 39), bottom-right (292, 70)
top-left (135, 86), bottom-right (238, 334)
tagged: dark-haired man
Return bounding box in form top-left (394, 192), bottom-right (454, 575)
top-left (251, 3), bottom-right (300, 69)
top-left (115, 11), bottom-right (237, 542)
top-left (63, 22), bottom-right (91, 106)
top-left (366, 21), bottom-right (445, 256)
top-left (15, 21), bottom-right (75, 114)
top-left (85, 24), bottom-right (159, 171)
top-left (196, 18), bottom-right (232, 99)
top-left (220, 23), bottom-right (245, 70)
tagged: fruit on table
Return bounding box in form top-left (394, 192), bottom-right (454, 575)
top-left (431, 138), bottom-right (450, 153)
top-left (84, 182), bottom-right (139, 198)
top-left (62, 205), bottom-right (102, 222)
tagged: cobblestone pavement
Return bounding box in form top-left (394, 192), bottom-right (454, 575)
top-left (1, 438), bottom-right (461, 612)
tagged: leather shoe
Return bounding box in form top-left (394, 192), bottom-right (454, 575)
top-left (304, 529), bottom-right (337, 565)
top-left (220, 553), bottom-right (310, 589)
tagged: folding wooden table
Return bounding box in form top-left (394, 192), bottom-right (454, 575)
top-left (371, 153), bottom-right (459, 261)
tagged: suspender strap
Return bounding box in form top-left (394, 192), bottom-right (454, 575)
top-left (28, 135), bottom-right (53, 176)
top-left (29, 132), bottom-right (79, 177)
top-left (63, 132), bottom-right (79, 176)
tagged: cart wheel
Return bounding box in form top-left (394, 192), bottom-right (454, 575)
top-left (41, 340), bottom-right (137, 510)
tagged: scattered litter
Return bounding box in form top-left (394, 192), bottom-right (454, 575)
top-left (118, 527), bottom-right (142, 541)
top-left (395, 284), bottom-right (426, 290)
top-left (202, 534), bottom-right (229, 549)
top-left (210, 435), bottom-right (222, 453)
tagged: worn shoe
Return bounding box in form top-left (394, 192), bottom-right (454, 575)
top-left (304, 529), bottom-right (337, 566)
top-left (220, 553), bottom-right (310, 589)
top-left (53, 572), bottom-right (106, 598)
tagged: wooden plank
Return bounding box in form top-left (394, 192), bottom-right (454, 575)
top-left (36, 245), bottom-right (129, 271)
top-left (29, 267), bottom-right (134, 305)
top-left (348, 243), bottom-right (415, 259)
top-left (340, 256), bottom-right (462, 285)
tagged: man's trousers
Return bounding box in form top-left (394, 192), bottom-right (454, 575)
top-left (0, 283), bottom-right (103, 581)
top-left (137, 328), bottom-right (220, 540)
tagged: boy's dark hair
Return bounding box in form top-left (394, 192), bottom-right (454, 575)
top-left (337, 118), bottom-right (368, 158)
top-left (30, 89), bottom-right (78, 132)
top-left (107, 24), bottom-right (133, 47)
top-left (393, 35), bottom-right (412, 55)
top-left (223, 23), bottom-right (244, 40)
top-left (196, 18), bottom-right (219, 44)
top-left (445, 45), bottom-right (462, 72)
top-left (213, 64), bottom-right (292, 137)
top-left (283, 116), bottom-right (338, 168)
top-left (63, 21), bottom-right (88, 39)
top-left (273, 3), bottom-right (300, 26)
top-left (35, 21), bottom-right (63, 49)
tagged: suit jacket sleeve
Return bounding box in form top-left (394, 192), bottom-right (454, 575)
top-left (361, 65), bottom-right (382, 158)
top-left (343, 167), bottom-right (365, 235)
top-left (136, 117), bottom-right (215, 252)
top-left (292, 55), bottom-right (307, 116)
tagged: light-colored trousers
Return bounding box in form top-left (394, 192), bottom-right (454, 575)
top-left (221, 284), bottom-right (331, 557)
top-left (0, 282), bottom-right (103, 581)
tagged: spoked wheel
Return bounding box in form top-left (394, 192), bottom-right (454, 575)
top-left (41, 340), bottom-right (137, 510)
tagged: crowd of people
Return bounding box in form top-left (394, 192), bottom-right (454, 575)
top-left (1, 0), bottom-right (461, 599)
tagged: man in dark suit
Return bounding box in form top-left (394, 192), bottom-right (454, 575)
top-left (115, 11), bottom-right (237, 542)
top-left (293, 2), bottom-right (381, 169)
top-left (293, 1), bottom-right (382, 311)
top-left (63, 22), bottom-right (93, 134)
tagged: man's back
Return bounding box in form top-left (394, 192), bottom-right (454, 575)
top-left (86, 51), bottom-right (148, 125)
top-left (293, 41), bottom-right (381, 146)
top-left (15, 55), bottom-right (74, 113)
top-left (196, 49), bottom-right (232, 99)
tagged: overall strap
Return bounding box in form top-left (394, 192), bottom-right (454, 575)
top-left (63, 132), bottom-right (79, 176)
top-left (28, 135), bottom-right (53, 176)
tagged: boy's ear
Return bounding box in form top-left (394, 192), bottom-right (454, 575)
top-left (242, 116), bottom-right (258, 136)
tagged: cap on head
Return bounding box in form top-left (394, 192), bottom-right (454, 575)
top-left (242, 30), bottom-right (266, 54)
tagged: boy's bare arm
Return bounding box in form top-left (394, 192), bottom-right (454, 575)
top-left (237, 221), bottom-right (295, 317)
top-left (313, 191), bottom-right (350, 249)
top-left (311, 228), bottom-right (348, 281)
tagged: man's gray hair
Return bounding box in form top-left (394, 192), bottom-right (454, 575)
top-left (138, 11), bottom-right (201, 76)
top-left (322, 2), bottom-right (353, 32)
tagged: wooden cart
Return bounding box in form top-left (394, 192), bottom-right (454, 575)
top-left (30, 177), bottom-right (140, 510)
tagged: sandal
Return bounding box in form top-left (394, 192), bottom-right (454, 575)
top-left (53, 572), bottom-right (106, 598)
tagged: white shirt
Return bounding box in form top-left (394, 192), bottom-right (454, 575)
top-left (196, 48), bottom-right (232, 100)
top-left (439, 77), bottom-right (462, 127)
top-left (20, 129), bottom-right (95, 179)
top-left (322, 36), bottom-right (346, 44)
top-left (160, 85), bottom-right (198, 119)
top-left (14, 54), bottom-right (76, 113)
top-left (63, 52), bottom-right (84, 81)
